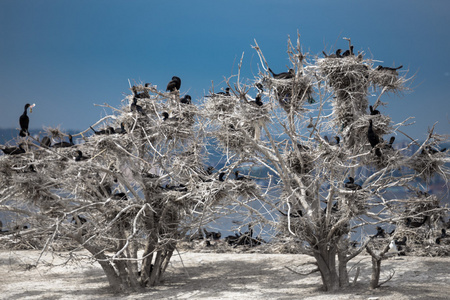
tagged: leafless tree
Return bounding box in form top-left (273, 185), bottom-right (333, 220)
top-left (203, 34), bottom-right (449, 291)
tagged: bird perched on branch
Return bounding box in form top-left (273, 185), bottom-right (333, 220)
top-left (180, 95), bottom-right (192, 104)
top-left (161, 112), bottom-right (180, 122)
top-left (421, 145), bottom-right (447, 155)
top-left (344, 176), bottom-right (362, 190)
top-left (53, 135), bottom-right (74, 148)
top-left (372, 226), bottom-right (386, 238)
top-left (268, 68), bottom-right (295, 79)
top-left (369, 105), bottom-right (380, 115)
top-left (19, 103), bottom-right (35, 137)
top-left (367, 120), bottom-right (381, 156)
top-left (166, 76), bottom-right (181, 92)
top-left (405, 215), bottom-right (429, 228)
top-left (1, 144), bottom-right (26, 155)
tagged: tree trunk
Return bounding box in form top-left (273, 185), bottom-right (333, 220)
top-left (370, 257), bottom-right (381, 289)
top-left (313, 245), bottom-right (340, 291)
top-left (338, 251), bottom-right (350, 288)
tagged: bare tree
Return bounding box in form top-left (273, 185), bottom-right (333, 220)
top-left (0, 82), bottom-right (247, 292)
top-left (203, 34), bottom-right (449, 291)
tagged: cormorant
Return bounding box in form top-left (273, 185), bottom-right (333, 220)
top-left (342, 46), bottom-right (354, 57)
top-left (369, 105), bottom-right (380, 115)
top-left (421, 145), bottom-right (447, 155)
top-left (375, 65), bottom-right (403, 72)
top-left (162, 112), bottom-right (180, 122)
top-left (114, 123), bottom-right (126, 134)
top-left (405, 215), bottom-right (429, 228)
top-left (180, 95), bottom-right (192, 104)
top-left (130, 97), bottom-right (144, 114)
top-left (394, 236), bottom-right (407, 246)
top-left (53, 135), bottom-right (74, 148)
top-left (112, 192), bottom-right (128, 200)
top-left (40, 136), bottom-right (51, 148)
top-left (19, 103), bottom-right (34, 137)
top-left (209, 87), bottom-right (231, 96)
top-left (248, 94), bottom-right (263, 107)
top-left (322, 49), bottom-right (342, 58)
top-left (278, 208), bottom-right (303, 218)
top-left (1, 144), bottom-right (26, 155)
top-left (367, 120), bottom-right (380, 148)
top-left (373, 226), bottom-right (386, 238)
top-left (384, 136), bottom-right (395, 150)
top-left (90, 126), bottom-right (115, 135)
top-left (268, 68), bottom-right (295, 79)
top-left (74, 150), bottom-right (89, 161)
top-left (166, 76), bottom-right (181, 92)
top-left (235, 170), bottom-right (250, 181)
top-left (218, 172), bottom-right (226, 182)
top-left (344, 176), bottom-right (362, 190)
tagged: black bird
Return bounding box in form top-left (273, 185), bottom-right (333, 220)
top-left (165, 184), bottom-right (188, 192)
top-left (255, 83), bottom-right (264, 92)
top-left (342, 46), bottom-right (354, 57)
top-left (161, 112), bottom-right (180, 122)
top-left (322, 49), bottom-right (342, 58)
top-left (268, 68), bottom-right (295, 79)
top-left (218, 172), bottom-right (226, 182)
top-left (166, 76), bottom-right (181, 92)
top-left (248, 94), bottom-right (263, 107)
top-left (132, 85), bottom-right (150, 99)
top-left (421, 145), bottom-right (447, 155)
top-left (324, 135), bottom-right (340, 146)
top-left (372, 226), bottom-right (386, 238)
top-left (278, 208), bottom-right (303, 218)
top-left (74, 150), bottom-right (89, 161)
top-left (19, 103), bottom-right (34, 137)
top-left (180, 95), bottom-right (192, 104)
top-left (235, 170), bottom-right (250, 181)
top-left (394, 236), bottom-right (407, 246)
top-left (367, 120), bottom-right (380, 148)
top-left (383, 136), bottom-right (395, 150)
top-left (1, 144), bottom-right (26, 155)
top-left (212, 87), bottom-right (231, 96)
top-left (344, 176), bottom-right (362, 190)
top-left (53, 135), bottom-right (74, 148)
top-left (369, 105), bottom-right (380, 115)
top-left (112, 192), bottom-right (128, 200)
top-left (130, 97), bottom-right (144, 114)
top-left (40, 136), bottom-right (51, 148)
top-left (71, 215), bottom-right (87, 225)
top-left (375, 65), bottom-right (403, 72)
top-left (405, 215), bottom-right (429, 228)
top-left (90, 126), bottom-right (115, 135)
top-left (114, 123), bottom-right (126, 134)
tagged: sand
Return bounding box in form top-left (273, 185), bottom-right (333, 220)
top-left (1, 249), bottom-right (449, 300)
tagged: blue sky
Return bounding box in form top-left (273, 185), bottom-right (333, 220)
top-left (1, 0), bottom-right (449, 140)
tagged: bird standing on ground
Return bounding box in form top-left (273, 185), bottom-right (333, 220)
top-left (166, 76), bottom-right (181, 92)
top-left (19, 103), bottom-right (35, 137)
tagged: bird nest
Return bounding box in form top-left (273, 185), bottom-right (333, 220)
top-left (408, 150), bottom-right (448, 182)
top-left (317, 57), bottom-right (370, 96)
top-left (369, 68), bottom-right (408, 92)
top-left (342, 114), bottom-right (392, 149)
top-left (204, 94), bottom-right (239, 119)
top-left (261, 75), bottom-right (313, 113)
top-left (339, 190), bottom-right (370, 216)
top-left (284, 150), bottom-right (314, 175)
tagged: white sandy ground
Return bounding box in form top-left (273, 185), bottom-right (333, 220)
top-left (0, 250), bottom-right (449, 300)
